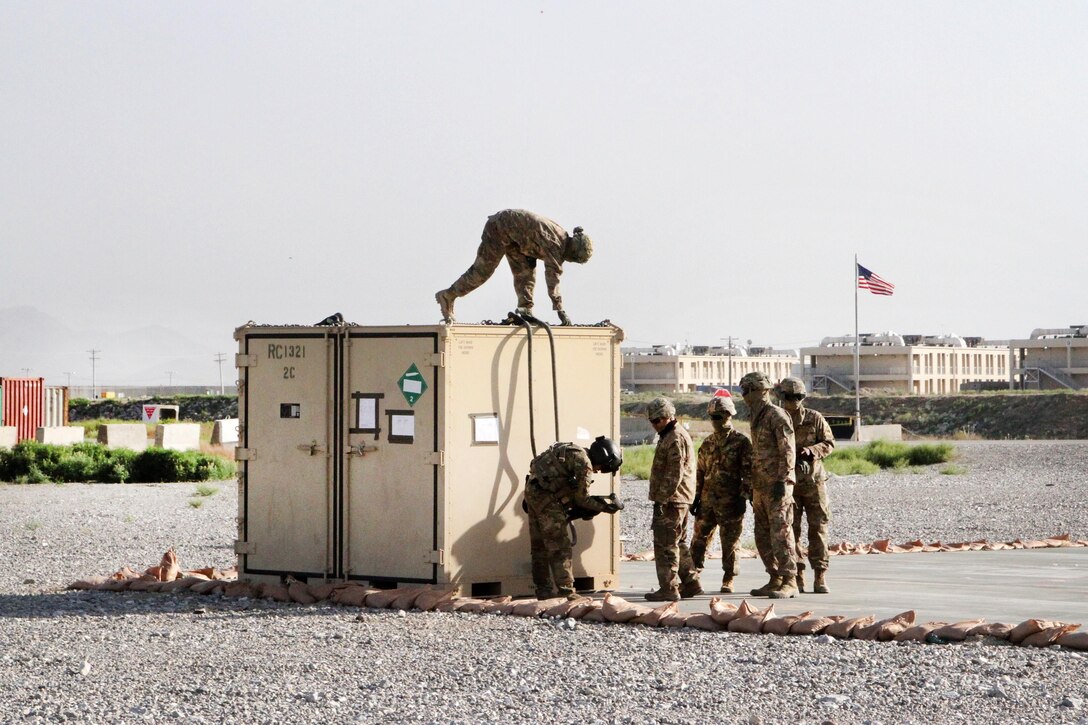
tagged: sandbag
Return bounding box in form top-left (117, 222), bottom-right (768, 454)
top-left (414, 589), bottom-right (457, 612)
top-left (709, 597), bottom-right (740, 626)
top-left (159, 574), bottom-right (210, 593)
top-left (894, 621), bottom-right (948, 643)
top-left (453, 599), bottom-right (490, 614)
top-left (513, 598), bottom-right (566, 618)
top-left (685, 613), bottom-right (725, 632)
top-left (631, 601), bottom-right (678, 627)
top-left (930, 619), bottom-right (984, 642)
top-left (190, 579), bottom-right (224, 595)
top-left (763, 611), bottom-right (813, 636)
top-left (968, 622), bottom-right (1014, 640)
top-left (1021, 623), bottom-right (1079, 648)
top-left (729, 604), bottom-right (774, 634)
top-left (99, 578), bottom-right (134, 592)
top-left (365, 588), bottom-right (408, 609)
top-left (68, 576), bottom-right (109, 590)
top-left (854, 611), bottom-right (916, 642)
top-left (188, 567), bottom-right (226, 580)
top-left (790, 615), bottom-right (841, 636)
top-left (145, 549), bottom-right (180, 582)
top-left (287, 578), bottom-right (317, 605)
top-left (824, 615), bottom-right (875, 639)
top-left (603, 594), bottom-right (649, 623)
top-left (126, 578), bottom-right (161, 592)
top-left (329, 585), bottom-right (372, 606)
top-left (659, 612), bottom-right (693, 628)
top-left (581, 607), bottom-right (607, 623)
top-left (390, 588), bottom-right (429, 611)
top-left (223, 581), bottom-right (258, 598)
top-left (1009, 619), bottom-right (1056, 645)
top-left (479, 596), bottom-right (514, 614)
top-left (1057, 631), bottom-right (1088, 651)
top-left (109, 566), bottom-right (142, 581)
top-left (307, 582), bottom-right (346, 601)
top-left (566, 600), bottom-right (602, 619)
top-left (545, 597), bottom-right (589, 618)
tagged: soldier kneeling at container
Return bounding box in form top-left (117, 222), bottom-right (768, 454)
top-left (690, 394), bottom-right (753, 593)
top-left (525, 436), bottom-right (624, 600)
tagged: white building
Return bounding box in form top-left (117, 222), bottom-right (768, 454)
top-left (1011, 326), bottom-right (1088, 390)
top-left (622, 344), bottom-right (799, 393)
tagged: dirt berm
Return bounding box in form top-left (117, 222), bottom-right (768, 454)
top-left (621, 392), bottom-right (1088, 440)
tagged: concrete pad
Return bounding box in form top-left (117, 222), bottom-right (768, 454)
top-left (97, 424), bottom-right (148, 451)
top-left (858, 424), bottom-right (903, 441)
top-left (0, 426), bottom-right (16, 449)
top-left (211, 418), bottom-right (239, 446)
top-left (35, 426), bottom-right (86, 445)
top-left (155, 423), bottom-right (201, 452)
top-left (615, 548), bottom-right (1088, 625)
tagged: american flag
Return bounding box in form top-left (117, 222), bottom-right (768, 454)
top-left (857, 263), bottom-right (895, 296)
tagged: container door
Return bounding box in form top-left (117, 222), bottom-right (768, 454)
top-left (343, 332), bottom-right (438, 583)
top-left (240, 332), bottom-right (335, 578)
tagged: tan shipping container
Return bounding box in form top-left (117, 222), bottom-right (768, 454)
top-left (234, 322), bottom-right (623, 597)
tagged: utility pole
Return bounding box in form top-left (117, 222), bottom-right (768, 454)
top-left (20, 367), bottom-right (31, 376)
top-left (214, 353), bottom-right (227, 395)
top-left (88, 350), bottom-right (100, 399)
top-left (165, 371), bottom-right (175, 387)
top-left (63, 372), bottom-right (73, 388)
top-left (720, 336), bottom-right (734, 390)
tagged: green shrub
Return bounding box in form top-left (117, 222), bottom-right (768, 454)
top-left (620, 444), bottom-right (655, 481)
top-left (824, 456), bottom-right (881, 476)
top-left (908, 443), bottom-right (954, 466)
top-left (130, 449), bottom-right (235, 483)
top-left (824, 441), bottom-right (955, 475)
top-left (0, 441), bottom-right (234, 484)
top-left (940, 463), bottom-right (968, 475)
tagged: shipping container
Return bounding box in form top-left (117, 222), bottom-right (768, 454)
top-left (44, 386), bottom-right (69, 427)
top-left (234, 322), bottom-right (623, 597)
top-left (1, 378), bottom-right (46, 443)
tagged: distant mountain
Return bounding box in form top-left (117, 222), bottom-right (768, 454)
top-left (0, 306), bottom-right (227, 386)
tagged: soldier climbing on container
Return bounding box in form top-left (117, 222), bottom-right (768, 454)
top-left (435, 209), bottom-right (594, 325)
top-left (524, 436), bottom-right (623, 600)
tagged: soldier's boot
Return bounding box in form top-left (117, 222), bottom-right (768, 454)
top-left (435, 289), bottom-right (456, 323)
top-left (679, 579), bottom-right (704, 599)
top-left (768, 574), bottom-right (798, 599)
top-left (720, 577), bottom-right (734, 594)
top-left (535, 589), bottom-right (554, 600)
top-left (813, 570), bottom-right (830, 594)
top-left (565, 591), bottom-right (583, 601)
top-left (796, 565), bottom-right (806, 593)
top-left (645, 588), bottom-right (680, 602)
top-left (750, 575), bottom-right (781, 597)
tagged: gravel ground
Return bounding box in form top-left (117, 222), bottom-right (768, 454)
top-left (2, 442), bottom-right (1088, 724)
top-left (619, 441), bottom-right (1088, 556)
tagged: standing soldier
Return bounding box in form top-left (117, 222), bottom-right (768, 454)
top-left (645, 397), bottom-right (702, 601)
top-left (435, 209), bottom-right (594, 325)
top-left (525, 436), bottom-right (624, 600)
top-left (690, 394), bottom-right (752, 593)
top-left (740, 371), bottom-right (799, 599)
top-left (777, 377), bottom-right (835, 594)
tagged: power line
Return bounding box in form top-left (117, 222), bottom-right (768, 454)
top-left (88, 350), bottom-right (100, 399)
top-left (214, 353), bottom-right (228, 395)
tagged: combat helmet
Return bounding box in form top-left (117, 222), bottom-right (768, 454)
top-left (707, 395), bottom-right (736, 416)
top-left (778, 377), bottom-right (807, 397)
top-left (587, 435), bottom-right (623, 474)
top-left (565, 226), bottom-right (593, 264)
top-left (739, 371), bottom-right (773, 392)
top-left (646, 396), bottom-right (676, 421)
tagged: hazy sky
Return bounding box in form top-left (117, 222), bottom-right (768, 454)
top-left (2, 2), bottom-right (1086, 384)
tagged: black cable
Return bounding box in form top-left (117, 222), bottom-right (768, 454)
top-left (508, 311), bottom-right (536, 457)
top-left (523, 313), bottom-right (560, 442)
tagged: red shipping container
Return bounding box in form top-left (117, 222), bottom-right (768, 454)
top-left (1, 378), bottom-right (45, 443)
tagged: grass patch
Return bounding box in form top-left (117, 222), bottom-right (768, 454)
top-left (188, 499), bottom-right (204, 509)
top-left (824, 456), bottom-right (881, 476)
top-left (0, 441), bottom-right (235, 484)
top-left (940, 463), bottom-right (968, 475)
top-left (825, 441), bottom-right (955, 476)
top-left (621, 444), bottom-right (655, 480)
top-left (194, 483), bottom-right (219, 497)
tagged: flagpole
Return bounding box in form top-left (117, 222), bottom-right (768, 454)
top-left (854, 254), bottom-right (861, 441)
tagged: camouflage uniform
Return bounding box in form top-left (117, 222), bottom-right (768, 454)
top-left (648, 421), bottom-right (699, 594)
top-left (748, 398), bottom-right (798, 579)
top-left (788, 405), bottom-right (835, 574)
top-left (690, 425), bottom-right (752, 581)
top-left (525, 442), bottom-right (608, 598)
top-left (442, 209), bottom-right (589, 313)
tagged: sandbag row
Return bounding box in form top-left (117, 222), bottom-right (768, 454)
top-left (67, 553), bottom-right (1086, 652)
top-left (621, 533), bottom-right (1087, 561)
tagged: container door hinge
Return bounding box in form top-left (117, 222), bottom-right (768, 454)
top-left (424, 352), bottom-right (445, 368)
top-left (235, 447), bottom-right (256, 461)
top-left (234, 540), bottom-right (255, 554)
top-left (235, 354), bottom-right (258, 368)
top-left (423, 549), bottom-right (445, 564)
top-left (425, 451), bottom-right (444, 466)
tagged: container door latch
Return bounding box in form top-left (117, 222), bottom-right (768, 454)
top-left (297, 440), bottom-right (326, 456)
top-left (346, 443), bottom-right (379, 457)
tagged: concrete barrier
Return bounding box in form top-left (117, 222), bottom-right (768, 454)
top-left (0, 426), bottom-right (17, 449)
top-left (97, 424), bottom-right (149, 451)
top-left (156, 423), bottom-right (201, 452)
top-left (211, 418), bottom-right (239, 446)
top-left (858, 424), bottom-right (903, 442)
top-left (35, 426), bottom-right (86, 445)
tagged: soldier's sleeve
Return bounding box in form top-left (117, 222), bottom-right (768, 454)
top-left (695, 444), bottom-right (708, 497)
top-left (739, 436), bottom-right (753, 487)
top-left (567, 457), bottom-right (607, 511)
top-left (544, 258), bottom-right (563, 310)
top-left (776, 414), bottom-right (796, 482)
top-left (661, 435), bottom-right (685, 499)
top-left (805, 413), bottom-right (835, 459)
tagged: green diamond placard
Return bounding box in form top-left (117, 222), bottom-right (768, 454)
top-left (398, 363), bottom-right (428, 406)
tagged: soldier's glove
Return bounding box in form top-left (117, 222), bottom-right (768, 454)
top-left (771, 480), bottom-right (788, 500)
top-left (741, 484), bottom-right (752, 501)
top-left (799, 447), bottom-right (815, 461)
top-left (557, 309), bottom-right (572, 326)
top-left (796, 460), bottom-right (812, 477)
top-left (597, 493), bottom-right (624, 515)
top-left (690, 495), bottom-right (702, 518)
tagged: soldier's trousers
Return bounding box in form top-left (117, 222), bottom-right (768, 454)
top-left (651, 502), bottom-right (698, 592)
top-left (751, 485), bottom-right (797, 579)
top-left (526, 489), bottom-right (574, 596)
top-left (792, 481), bottom-right (830, 572)
top-left (447, 225), bottom-right (542, 310)
top-left (690, 497), bottom-right (746, 580)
